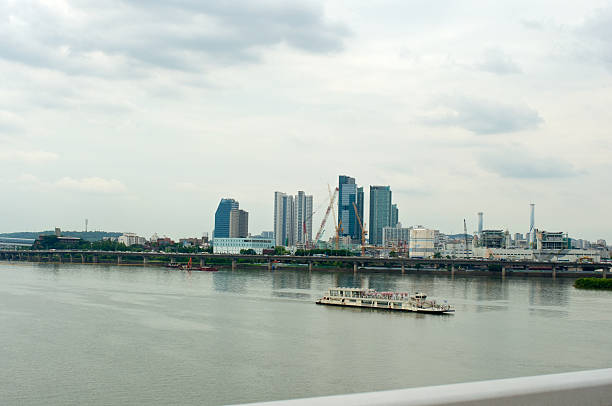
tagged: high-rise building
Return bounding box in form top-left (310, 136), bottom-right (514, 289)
top-left (274, 192), bottom-right (295, 246)
top-left (230, 209), bottom-right (249, 238)
top-left (214, 198), bottom-right (239, 239)
top-left (295, 191), bottom-right (313, 245)
top-left (274, 190), bottom-right (313, 247)
top-left (391, 204), bottom-right (399, 227)
top-left (238, 210), bottom-right (248, 238)
top-left (369, 185), bottom-right (392, 246)
top-left (338, 175), bottom-right (364, 241)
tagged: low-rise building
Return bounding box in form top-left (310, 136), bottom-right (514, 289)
top-left (213, 238), bottom-right (275, 254)
top-left (409, 228), bottom-right (437, 258)
top-left (118, 233), bottom-right (146, 246)
top-left (382, 226), bottom-right (411, 249)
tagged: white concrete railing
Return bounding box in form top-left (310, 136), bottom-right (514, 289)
top-left (230, 368), bottom-right (612, 406)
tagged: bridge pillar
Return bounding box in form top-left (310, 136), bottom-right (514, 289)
top-left (117, 256), bottom-right (122, 265)
top-left (308, 261), bottom-right (313, 272)
top-left (81, 254), bottom-right (85, 264)
top-left (69, 254), bottom-right (73, 263)
top-left (353, 262), bottom-right (358, 273)
top-left (93, 255), bottom-right (98, 264)
top-left (451, 264), bottom-right (456, 277)
top-left (143, 256), bottom-right (148, 266)
top-left (58, 254), bottom-right (62, 263)
top-left (232, 259), bottom-right (237, 271)
top-left (603, 268), bottom-right (607, 279)
top-left (401, 262), bottom-right (405, 273)
top-left (267, 260), bottom-right (272, 271)
top-left (200, 258), bottom-right (205, 267)
top-left (552, 266), bottom-right (556, 279)
top-left (501, 266), bottom-right (506, 278)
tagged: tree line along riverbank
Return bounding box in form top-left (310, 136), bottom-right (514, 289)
top-left (574, 278), bottom-right (612, 290)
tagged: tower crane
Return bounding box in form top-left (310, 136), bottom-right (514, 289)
top-left (313, 187), bottom-right (339, 245)
top-left (353, 202), bottom-right (367, 256)
top-left (328, 184), bottom-right (342, 250)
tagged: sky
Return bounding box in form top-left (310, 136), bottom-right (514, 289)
top-left (1, 0), bottom-right (612, 242)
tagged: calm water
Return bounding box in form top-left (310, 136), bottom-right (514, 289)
top-left (1, 262), bottom-right (611, 405)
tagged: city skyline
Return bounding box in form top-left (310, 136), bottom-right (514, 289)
top-left (1, 1), bottom-right (611, 241)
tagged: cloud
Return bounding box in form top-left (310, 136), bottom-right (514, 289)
top-left (576, 6), bottom-right (612, 70)
top-left (476, 48), bottom-right (521, 75)
top-left (478, 148), bottom-right (580, 179)
top-left (0, 149), bottom-right (59, 163)
top-left (423, 96), bottom-right (543, 135)
top-left (0, 0), bottom-right (349, 75)
top-left (55, 177), bottom-right (127, 194)
top-left (0, 110), bottom-right (24, 134)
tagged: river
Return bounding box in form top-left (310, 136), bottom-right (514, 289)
top-left (1, 262), bottom-right (611, 405)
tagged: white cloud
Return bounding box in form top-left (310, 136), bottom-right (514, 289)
top-left (0, 149), bottom-right (59, 163)
top-left (423, 96), bottom-right (543, 135)
top-left (478, 147), bottom-right (581, 179)
top-left (55, 177), bottom-right (126, 194)
top-left (476, 48), bottom-right (521, 75)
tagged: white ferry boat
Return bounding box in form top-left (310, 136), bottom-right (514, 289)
top-left (316, 287), bottom-right (455, 314)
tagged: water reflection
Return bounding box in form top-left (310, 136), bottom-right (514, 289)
top-left (272, 271), bottom-right (311, 290)
top-left (528, 279), bottom-right (570, 307)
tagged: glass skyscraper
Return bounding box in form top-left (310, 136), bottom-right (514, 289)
top-left (214, 198), bottom-right (239, 239)
top-left (338, 175), bottom-right (364, 241)
top-left (369, 186), bottom-right (392, 246)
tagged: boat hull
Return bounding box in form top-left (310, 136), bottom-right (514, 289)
top-left (315, 299), bottom-right (454, 314)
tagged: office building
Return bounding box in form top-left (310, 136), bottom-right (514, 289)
top-left (213, 238), bottom-right (275, 254)
top-left (409, 228), bottom-right (437, 258)
top-left (338, 175), bottom-right (364, 242)
top-left (274, 190), bottom-right (313, 246)
top-left (274, 192), bottom-right (295, 246)
top-left (369, 185), bottom-right (392, 246)
top-left (214, 198), bottom-right (239, 239)
top-left (118, 233), bottom-right (146, 246)
top-left (296, 191), bottom-right (313, 245)
top-left (229, 209), bottom-right (249, 238)
top-left (391, 204), bottom-right (399, 228)
top-left (382, 226), bottom-right (411, 248)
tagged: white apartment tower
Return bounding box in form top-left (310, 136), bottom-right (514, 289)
top-left (274, 190), bottom-right (313, 247)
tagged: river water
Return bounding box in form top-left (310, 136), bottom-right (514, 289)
top-left (1, 262), bottom-right (611, 405)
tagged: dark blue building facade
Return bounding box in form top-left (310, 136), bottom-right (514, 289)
top-left (214, 198), bottom-right (239, 239)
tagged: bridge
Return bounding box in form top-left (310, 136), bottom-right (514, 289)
top-left (0, 249), bottom-right (609, 277)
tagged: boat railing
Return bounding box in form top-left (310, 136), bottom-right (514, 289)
top-left (229, 368), bottom-right (612, 406)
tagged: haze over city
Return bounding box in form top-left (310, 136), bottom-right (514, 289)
top-left (2, 1), bottom-right (611, 241)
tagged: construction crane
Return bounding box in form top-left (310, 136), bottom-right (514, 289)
top-left (353, 202), bottom-right (367, 256)
top-left (328, 184), bottom-right (342, 250)
top-left (313, 187), bottom-right (339, 245)
top-left (463, 219), bottom-right (469, 258)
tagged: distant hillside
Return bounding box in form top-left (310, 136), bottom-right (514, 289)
top-left (0, 231), bottom-right (122, 242)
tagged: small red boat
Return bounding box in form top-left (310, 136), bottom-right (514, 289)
top-left (183, 258), bottom-right (218, 272)
top-left (193, 266), bottom-right (218, 272)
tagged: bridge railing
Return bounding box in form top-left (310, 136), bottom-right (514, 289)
top-left (229, 368), bottom-right (612, 406)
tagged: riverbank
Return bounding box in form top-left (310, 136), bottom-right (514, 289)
top-left (0, 259), bottom-right (605, 278)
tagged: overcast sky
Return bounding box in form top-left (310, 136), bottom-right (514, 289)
top-left (2, 0), bottom-right (611, 241)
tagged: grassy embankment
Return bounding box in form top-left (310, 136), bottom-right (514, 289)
top-left (574, 278), bottom-right (612, 290)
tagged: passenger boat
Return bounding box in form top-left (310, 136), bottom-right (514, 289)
top-left (316, 287), bottom-right (454, 314)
